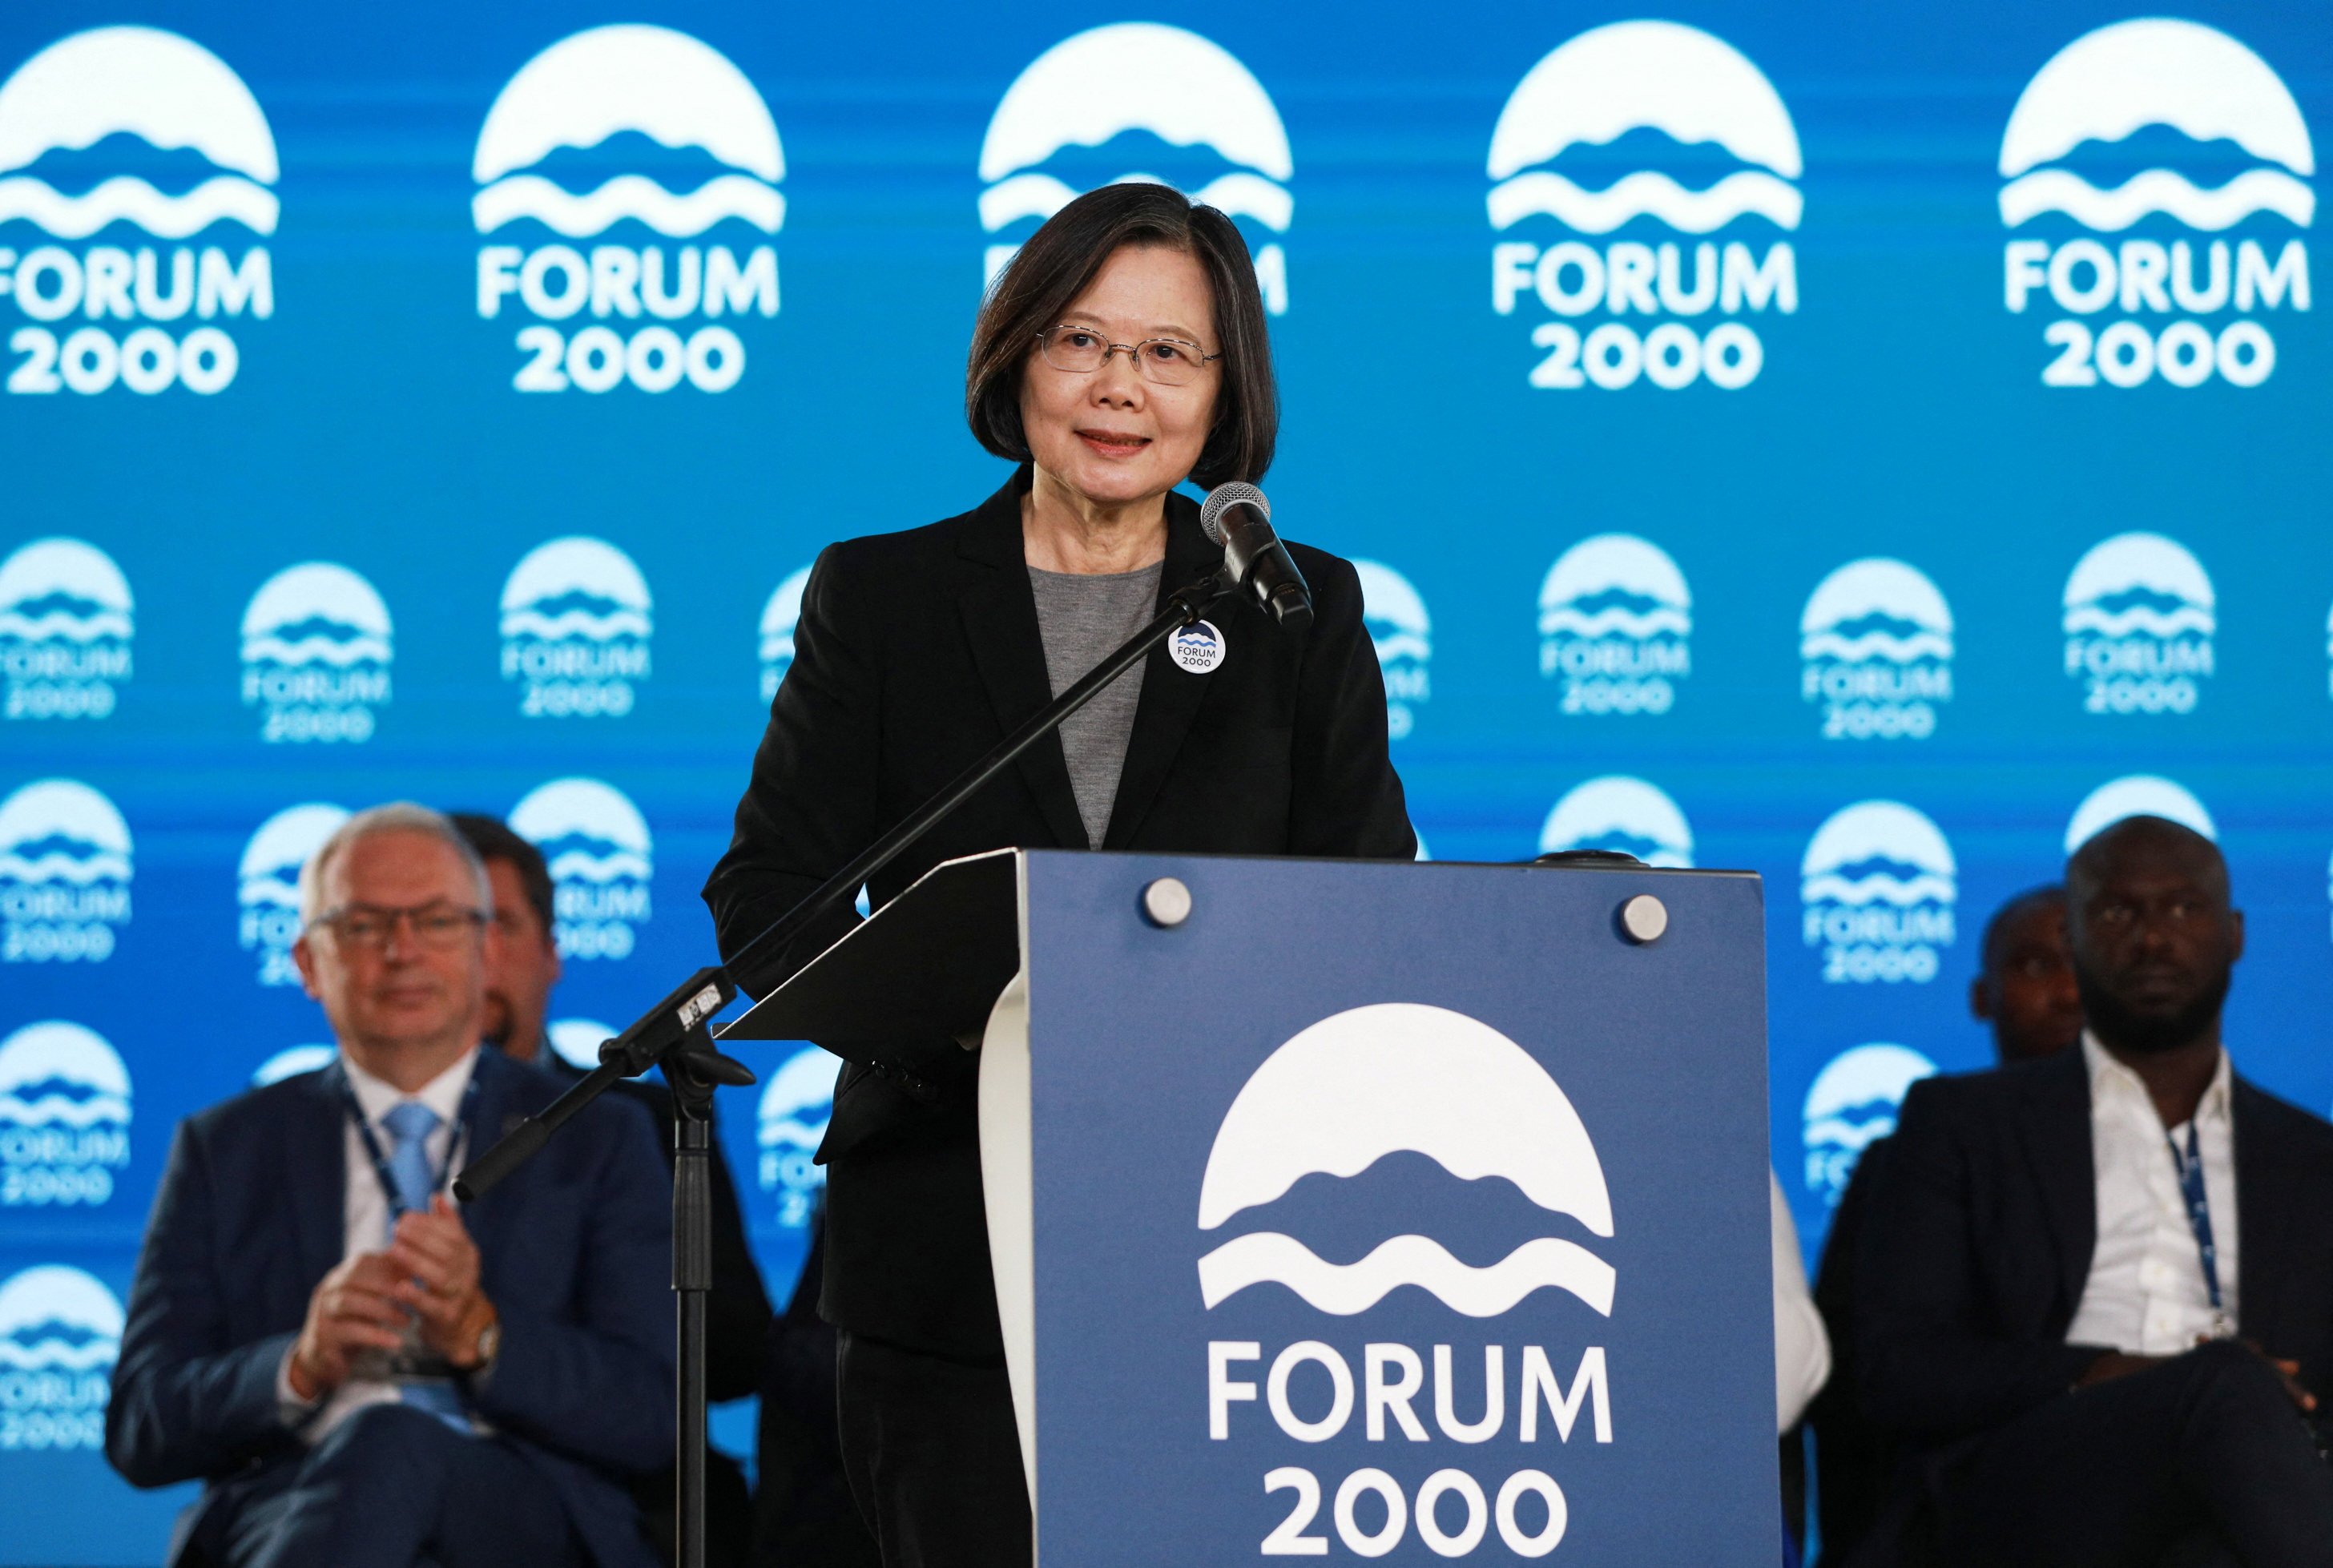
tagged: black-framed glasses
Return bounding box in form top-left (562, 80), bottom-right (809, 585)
top-left (312, 901), bottom-right (487, 950)
top-left (1037, 324), bottom-right (1220, 386)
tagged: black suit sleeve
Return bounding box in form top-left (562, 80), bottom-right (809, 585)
top-left (106, 1121), bottom-right (300, 1487)
top-left (1854, 1080), bottom-right (2101, 1442)
top-left (703, 544), bottom-right (880, 998)
top-left (1287, 554), bottom-right (1414, 860)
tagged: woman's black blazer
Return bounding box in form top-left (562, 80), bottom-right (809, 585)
top-left (703, 470), bottom-right (1415, 1358)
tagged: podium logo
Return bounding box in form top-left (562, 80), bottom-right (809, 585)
top-left (1537, 534), bottom-right (1689, 715)
top-left (0, 778), bottom-right (130, 963)
top-left (0, 538), bottom-right (131, 720)
top-left (0, 1264), bottom-right (119, 1447)
top-left (2001, 19), bottom-right (2311, 390)
top-left (1801, 1044), bottom-right (1936, 1207)
top-left (2065, 774), bottom-right (2216, 855)
top-left (1801, 801), bottom-right (1956, 984)
top-left (2063, 532), bottom-right (2212, 715)
top-left (236, 803), bottom-right (347, 986)
top-left (1539, 776), bottom-right (1692, 868)
top-left (473, 24), bottom-right (780, 395)
top-left (511, 778), bottom-right (651, 961)
top-left (240, 562), bottom-right (391, 744)
top-left (1198, 1002), bottom-right (1614, 1318)
top-left (980, 23), bottom-right (1291, 313)
top-left (252, 1043), bottom-right (334, 1086)
top-left (758, 565), bottom-right (813, 704)
top-left (758, 1044), bottom-right (840, 1228)
top-left (1489, 21), bottom-right (1799, 392)
top-left (1800, 558), bottom-right (1953, 741)
top-left (1354, 560), bottom-right (1431, 741)
top-left (0, 1022), bottom-right (131, 1207)
top-left (502, 538), bottom-right (651, 719)
top-left (0, 26), bottom-right (274, 397)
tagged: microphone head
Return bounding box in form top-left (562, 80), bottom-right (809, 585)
top-left (1200, 481), bottom-right (1270, 545)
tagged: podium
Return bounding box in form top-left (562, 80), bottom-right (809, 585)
top-left (726, 848), bottom-right (1778, 1563)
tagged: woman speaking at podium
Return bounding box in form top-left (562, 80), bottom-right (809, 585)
top-left (704, 183), bottom-right (1414, 1566)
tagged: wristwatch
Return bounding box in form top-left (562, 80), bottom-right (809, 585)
top-left (470, 1316), bottom-right (501, 1372)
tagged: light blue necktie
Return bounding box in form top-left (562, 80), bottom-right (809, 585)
top-left (380, 1101), bottom-right (469, 1432)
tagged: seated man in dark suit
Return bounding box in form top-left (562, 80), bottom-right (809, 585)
top-left (1856, 816), bottom-right (2333, 1566)
top-left (450, 811), bottom-right (771, 1567)
top-left (1812, 883), bottom-right (2083, 1562)
top-left (107, 803), bottom-right (675, 1568)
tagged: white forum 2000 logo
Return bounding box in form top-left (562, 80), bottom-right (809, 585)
top-left (1537, 534), bottom-right (1690, 716)
top-left (511, 777), bottom-right (652, 961)
top-left (240, 562), bottom-right (392, 744)
top-left (1801, 801), bottom-right (1956, 986)
top-left (502, 538), bottom-right (652, 720)
top-left (1354, 561), bottom-right (1431, 743)
top-left (0, 538), bottom-right (132, 721)
top-left (1489, 21), bottom-right (1799, 392)
top-left (0, 1021), bottom-right (131, 1208)
top-left (2001, 18), bottom-right (2311, 390)
top-left (979, 24), bottom-right (1291, 314)
top-left (1197, 1004), bottom-right (1610, 1558)
top-left (0, 777), bottom-right (131, 963)
top-left (473, 25), bottom-right (781, 395)
top-left (237, 802), bottom-right (348, 987)
top-left (1800, 558), bottom-right (1954, 743)
top-left (0, 26), bottom-right (273, 396)
top-left (2062, 532), bottom-right (2213, 717)
top-left (0, 1264), bottom-right (119, 1448)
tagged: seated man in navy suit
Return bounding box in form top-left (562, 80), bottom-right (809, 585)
top-left (1856, 816), bottom-right (2333, 1566)
top-left (107, 802), bottom-right (674, 1568)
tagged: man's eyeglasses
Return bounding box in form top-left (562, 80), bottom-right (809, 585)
top-left (312, 902), bottom-right (486, 950)
top-left (1036, 324), bottom-right (1220, 386)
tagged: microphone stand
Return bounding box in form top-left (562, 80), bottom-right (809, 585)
top-left (454, 563), bottom-right (1239, 1568)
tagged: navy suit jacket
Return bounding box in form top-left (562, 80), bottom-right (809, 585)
top-left (1855, 1046), bottom-right (2333, 1449)
top-left (107, 1048), bottom-right (675, 1568)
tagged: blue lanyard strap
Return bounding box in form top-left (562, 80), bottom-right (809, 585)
top-left (340, 1076), bottom-right (480, 1228)
top-left (2164, 1119), bottom-right (2226, 1322)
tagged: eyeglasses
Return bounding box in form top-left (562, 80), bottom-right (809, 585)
top-left (313, 902), bottom-right (487, 950)
top-left (1036, 324), bottom-right (1220, 386)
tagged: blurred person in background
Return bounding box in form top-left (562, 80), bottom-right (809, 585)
top-left (107, 804), bottom-right (672, 1568)
top-left (1812, 884), bottom-right (2081, 1563)
top-left (1853, 819), bottom-right (2333, 1566)
top-left (452, 812), bottom-right (776, 1568)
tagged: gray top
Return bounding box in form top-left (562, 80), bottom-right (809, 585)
top-left (1027, 561), bottom-right (1165, 849)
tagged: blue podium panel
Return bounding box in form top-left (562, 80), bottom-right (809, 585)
top-left (998, 852), bottom-right (1774, 1565)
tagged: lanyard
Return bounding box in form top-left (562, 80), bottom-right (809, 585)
top-left (340, 1077), bottom-right (479, 1232)
top-left (2164, 1118), bottom-right (2232, 1338)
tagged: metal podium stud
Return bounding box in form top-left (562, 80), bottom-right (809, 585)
top-left (1141, 877), bottom-right (1193, 928)
top-left (1618, 893), bottom-right (1668, 944)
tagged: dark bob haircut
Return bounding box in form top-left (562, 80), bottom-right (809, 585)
top-left (966, 182), bottom-right (1277, 490)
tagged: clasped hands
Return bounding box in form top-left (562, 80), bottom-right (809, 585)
top-left (289, 1195), bottom-right (498, 1401)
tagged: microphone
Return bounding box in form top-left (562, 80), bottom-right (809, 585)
top-left (1200, 482), bottom-right (1313, 631)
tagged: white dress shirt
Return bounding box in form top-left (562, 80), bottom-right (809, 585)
top-left (276, 1047), bottom-right (481, 1441)
top-left (2065, 1032), bottom-right (2238, 1355)
top-left (1771, 1169), bottom-right (1831, 1433)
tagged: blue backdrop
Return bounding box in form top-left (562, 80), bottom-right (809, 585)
top-left (0, 2), bottom-right (2326, 1560)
